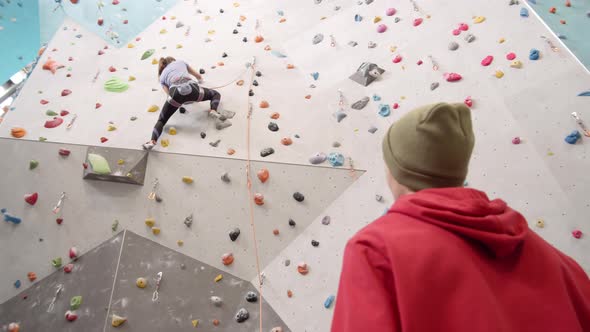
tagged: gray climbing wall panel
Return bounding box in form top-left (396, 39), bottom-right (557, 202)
top-left (0, 231), bottom-right (289, 331)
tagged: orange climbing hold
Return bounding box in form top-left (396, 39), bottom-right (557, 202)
top-left (264, 45), bottom-right (272, 51)
top-left (218, 62), bottom-right (225, 66)
top-left (255, 35), bottom-right (264, 43)
top-left (273, 229), bottom-right (280, 235)
top-left (222, 253), bottom-right (234, 266)
top-left (549, 7), bottom-right (556, 13)
top-left (286, 64), bottom-right (295, 69)
top-left (10, 127), bottom-right (26, 138)
top-left (305, 95), bottom-right (311, 99)
top-left (254, 193), bottom-right (265, 205)
top-left (236, 80), bottom-right (244, 86)
top-left (259, 101), bottom-right (269, 108)
top-left (565, 0), bottom-right (571, 7)
top-left (279, 18), bottom-right (286, 23)
top-left (560, 19), bottom-right (566, 24)
top-left (227, 148), bottom-right (236, 155)
top-left (213, 319), bottom-right (220, 326)
top-left (257, 168), bottom-right (269, 183)
top-left (42, 58), bottom-right (63, 74)
top-left (27, 272), bottom-right (37, 282)
top-left (270, 112), bottom-right (280, 119)
top-left (287, 290), bottom-right (293, 298)
top-left (297, 262), bottom-right (309, 275)
top-left (281, 137), bottom-right (293, 146)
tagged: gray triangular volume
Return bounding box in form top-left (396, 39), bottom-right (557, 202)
top-left (349, 62), bottom-right (385, 86)
top-left (83, 146), bottom-right (148, 185)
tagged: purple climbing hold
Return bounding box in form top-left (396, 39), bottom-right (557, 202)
top-left (377, 24), bottom-right (387, 33)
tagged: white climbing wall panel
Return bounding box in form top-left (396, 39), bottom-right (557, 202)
top-left (1, 0), bottom-right (589, 331)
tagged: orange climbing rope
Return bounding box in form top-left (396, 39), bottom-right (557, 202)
top-left (244, 56), bottom-right (265, 331)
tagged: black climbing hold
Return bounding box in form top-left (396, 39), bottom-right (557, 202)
top-left (155, 195), bottom-right (163, 203)
top-left (293, 192), bottom-right (305, 202)
top-left (180, 264), bottom-right (186, 270)
top-left (237, 22), bottom-right (242, 27)
top-left (255, 71), bottom-right (262, 77)
top-left (260, 147), bottom-right (275, 157)
top-left (179, 106), bottom-right (186, 114)
top-left (294, 134), bottom-right (300, 138)
top-left (222, 52), bottom-right (228, 58)
top-left (268, 122), bottom-right (279, 132)
top-left (220, 8), bottom-right (224, 13)
top-left (252, 80), bottom-right (259, 86)
top-left (242, 37), bottom-right (248, 42)
top-left (245, 291), bottom-right (258, 303)
top-left (200, 132), bottom-right (206, 139)
top-left (39, 238), bottom-right (44, 242)
top-left (311, 240), bottom-right (320, 247)
top-left (199, 68), bottom-right (205, 74)
top-left (288, 219), bottom-right (296, 227)
top-left (229, 228), bottom-right (240, 241)
top-left (233, 29), bottom-right (239, 34)
top-left (249, 90), bottom-right (255, 97)
top-left (235, 308), bottom-right (249, 323)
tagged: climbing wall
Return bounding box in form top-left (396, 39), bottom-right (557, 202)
top-left (1, 0), bottom-right (590, 331)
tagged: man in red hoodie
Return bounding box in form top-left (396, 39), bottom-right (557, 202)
top-left (331, 103), bottom-right (590, 332)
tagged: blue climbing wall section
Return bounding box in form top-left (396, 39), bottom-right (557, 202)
top-left (529, 0), bottom-right (590, 70)
top-left (0, 0), bottom-right (41, 83)
top-left (39, 0), bottom-right (181, 47)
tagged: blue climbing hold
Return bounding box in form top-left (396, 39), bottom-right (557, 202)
top-left (324, 295), bottom-right (335, 309)
top-left (327, 153), bottom-right (345, 167)
top-left (557, 33), bottom-right (567, 40)
top-left (564, 130), bottom-right (581, 144)
top-left (372, 94), bottom-right (381, 101)
top-left (271, 50), bottom-right (287, 58)
top-left (311, 72), bottom-right (319, 80)
top-left (520, 8), bottom-right (529, 17)
top-left (14, 280), bottom-right (21, 289)
top-left (378, 104), bottom-right (391, 117)
top-left (354, 14), bottom-right (363, 22)
top-left (529, 49), bottom-right (540, 60)
top-left (578, 91), bottom-right (590, 97)
top-left (2, 208), bottom-right (21, 225)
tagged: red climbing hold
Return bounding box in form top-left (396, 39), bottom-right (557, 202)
top-left (95, 103), bottom-right (102, 109)
top-left (60, 110), bottom-right (69, 116)
top-left (56, 218), bottom-right (63, 225)
top-left (565, 0), bottom-right (571, 7)
top-left (100, 137), bottom-right (108, 143)
top-left (452, 29), bottom-right (461, 36)
top-left (464, 96), bottom-right (473, 108)
top-left (97, 17), bottom-right (104, 26)
top-left (417, 60), bottom-right (423, 65)
top-left (65, 310), bottom-right (78, 322)
top-left (392, 103), bottom-right (399, 109)
top-left (64, 263), bottom-right (74, 273)
top-left (123, 19), bottom-right (128, 24)
top-left (459, 23), bottom-right (469, 31)
top-left (392, 55), bottom-right (402, 63)
top-left (444, 72), bottom-right (462, 82)
top-left (481, 55), bottom-right (494, 66)
top-left (45, 117), bottom-right (64, 129)
top-left (24, 193), bottom-right (38, 206)
top-left (108, 66), bottom-right (116, 72)
top-left (61, 89), bottom-right (72, 97)
top-left (572, 230), bottom-right (582, 239)
top-left (69, 247), bottom-right (79, 259)
top-left (506, 52), bottom-right (516, 60)
top-left (254, 193), bottom-right (265, 205)
top-left (59, 148), bottom-right (71, 156)
top-left (112, 0), bottom-right (120, 4)
top-left (413, 18), bottom-right (423, 26)
top-left (40, 99), bottom-right (49, 105)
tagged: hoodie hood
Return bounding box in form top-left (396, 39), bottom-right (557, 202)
top-left (390, 187), bottom-right (529, 257)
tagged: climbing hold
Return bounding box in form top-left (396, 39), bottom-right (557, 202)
top-left (444, 72), bottom-right (462, 82)
top-left (287, 290), bottom-right (293, 297)
top-left (222, 253), bottom-right (234, 266)
top-left (564, 130), bottom-right (581, 144)
top-left (459, 23), bottom-right (469, 31)
top-left (297, 262), bottom-right (309, 275)
top-left (281, 137), bottom-right (293, 146)
top-left (473, 16), bottom-right (486, 23)
top-left (464, 33), bottom-right (476, 43)
top-left (182, 176), bottom-right (194, 184)
top-left (333, 142), bottom-right (341, 148)
top-left (260, 147), bottom-right (275, 157)
top-left (245, 291), bottom-right (258, 303)
top-left (271, 327), bottom-right (284, 332)
top-left (254, 193), bottom-right (265, 206)
top-left (565, 0), bottom-right (571, 7)
top-left (46, 110), bottom-right (58, 116)
top-left (104, 77), bottom-right (129, 92)
top-left (578, 91), bottom-right (590, 97)
top-left (452, 29), bottom-right (461, 36)
top-left (512, 137), bottom-right (521, 145)
top-left (293, 192), bottom-right (305, 202)
top-left (52, 257), bottom-right (62, 268)
top-left (61, 89), bottom-right (72, 97)
top-left (355, 14), bottom-right (363, 22)
top-left (255, 35), bottom-right (264, 43)
top-left (413, 18), bottom-right (423, 26)
top-left (145, 218), bottom-right (155, 228)
top-left (309, 152), bottom-right (327, 164)
top-left (520, 7), bottom-right (529, 17)
top-left (351, 97), bottom-right (370, 110)
top-left (111, 314), bottom-right (127, 327)
top-left (40, 99), bottom-right (49, 105)
top-left (42, 58), bottom-right (64, 74)
top-left (386, 8), bottom-right (396, 16)
top-left (95, 103), bottom-right (102, 109)
top-left (368, 126), bottom-right (378, 134)
top-left (259, 101), bottom-right (269, 108)
top-left (510, 60), bottom-right (523, 68)
top-left (321, 216), bottom-right (331, 225)
top-left (229, 228), bottom-right (240, 241)
top-left (494, 70), bottom-right (505, 78)
top-left (529, 49), bottom-right (540, 60)
top-left (328, 153), bottom-right (345, 167)
top-left (374, 16), bottom-right (382, 23)
top-left (311, 240), bottom-right (320, 247)
top-left (273, 229), bottom-right (280, 235)
top-left (60, 110), bottom-right (69, 116)
top-left (11, 127), bottom-right (26, 138)
top-left (221, 172), bottom-right (231, 183)
top-left (392, 55), bottom-right (403, 63)
top-left (448, 42), bottom-right (459, 51)
top-left (56, 218), bottom-right (63, 225)
top-left (136, 277), bottom-right (147, 288)
top-left (430, 82), bottom-right (440, 91)
top-left (14, 280), bottom-right (21, 289)
top-left (27, 272), bottom-right (37, 282)
top-left (211, 296), bottom-right (223, 307)
top-left (376, 24), bottom-right (387, 33)
top-left (378, 104), bottom-right (391, 117)
top-left (69, 247), bottom-right (78, 259)
top-left (108, 66), bottom-right (117, 73)
top-left (151, 227), bottom-right (161, 235)
top-left (65, 310), bottom-right (78, 322)
top-left (324, 295), bottom-right (335, 308)
top-left (311, 72), bottom-right (320, 80)
top-left (481, 55), bottom-right (494, 66)
top-left (289, 219), bottom-right (296, 227)
top-left (2, 209), bottom-right (22, 225)
top-left (24, 192), bottom-right (38, 206)
top-left (70, 296), bottom-right (82, 310)
top-left (7, 323), bottom-right (19, 332)
top-left (368, 41), bottom-right (377, 48)
top-left (88, 153), bottom-right (111, 174)
top-left (184, 214), bottom-right (193, 228)
top-left (59, 148), bottom-right (71, 156)
top-left (286, 64), bottom-right (295, 69)
top-left (312, 34), bottom-right (324, 45)
top-left (572, 230), bottom-right (583, 239)
top-left (169, 127), bottom-right (177, 135)
top-left (506, 52), bottom-right (516, 60)
top-left (464, 96), bottom-right (473, 108)
top-left (235, 308), bottom-right (249, 323)
top-left (268, 122), bottom-right (279, 132)
top-left (257, 169), bottom-right (270, 183)
top-left (334, 111), bottom-right (347, 122)
top-left (213, 319), bottom-right (220, 326)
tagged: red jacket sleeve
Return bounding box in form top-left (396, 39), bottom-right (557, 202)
top-left (331, 236), bottom-right (399, 332)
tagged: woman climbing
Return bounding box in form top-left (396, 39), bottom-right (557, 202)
top-left (143, 56), bottom-right (222, 150)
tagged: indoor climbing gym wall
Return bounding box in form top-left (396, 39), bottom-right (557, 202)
top-left (0, 0), bottom-right (589, 331)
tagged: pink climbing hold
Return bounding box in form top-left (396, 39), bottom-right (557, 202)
top-left (95, 103), bottom-right (102, 109)
top-left (69, 247), bottom-right (78, 259)
top-left (464, 96), bottom-right (473, 108)
top-left (377, 24), bottom-right (387, 33)
top-left (385, 8), bottom-right (396, 16)
top-left (45, 117), bottom-right (64, 129)
top-left (459, 23), bottom-right (469, 31)
top-left (481, 55), bottom-right (494, 66)
top-left (413, 18), bottom-right (423, 27)
top-left (506, 52), bottom-right (516, 60)
top-left (512, 137), bottom-right (521, 145)
top-left (452, 29), bottom-right (461, 36)
top-left (40, 99), bottom-right (49, 105)
top-left (572, 230), bottom-right (582, 239)
top-left (108, 66), bottom-right (116, 72)
top-left (392, 103), bottom-right (399, 109)
top-left (59, 148), bottom-right (71, 156)
top-left (392, 55), bottom-right (402, 63)
top-left (24, 193), bottom-right (38, 206)
top-left (60, 110), bottom-right (69, 116)
top-left (123, 19), bottom-right (129, 24)
top-left (417, 60), bottom-right (423, 65)
top-left (112, 0), bottom-right (120, 4)
top-left (61, 89), bottom-right (72, 97)
top-left (98, 50), bottom-right (105, 55)
top-left (64, 263), bottom-right (74, 273)
top-left (444, 72), bottom-right (462, 82)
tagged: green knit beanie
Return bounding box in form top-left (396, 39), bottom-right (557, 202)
top-left (382, 102), bottom-right (475, 192)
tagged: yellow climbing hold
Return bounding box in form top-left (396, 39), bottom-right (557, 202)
top-left (128, 76), bottom-right (136, 81)
top-left (151, 227), bottom-right (161, 235)
top-left (136, 277), bottom-right (147, 288)
top-left (400, 96), bottom-right (406, 100)
top-left (159, 29), bottom-right (167, 34)
top-left (147, 105), bottom-right (159, 113)
top-left (214, 274), bottom-right (223, 282)
top-left (207, 29), bottom-right (215, 35)
top-left (108, 125), bottom-right (117, 131)
top-left (510, 60), bottom-right (523, 68)
top-left (233, 2), bottom-right (240, 7)
top-left (494, 70), bottom-right (504, 79)
top-left (161, 139), bottom-right (169, 147)
top-left (151, 58), bottom-right (158, 65)
top-left (498, 38), bottom-right (506, 43)
top-left (117, 159), bottom-right (125, 165)
top-left (176, 44), bottom-right (183, 49)
top-left (182, 176), bottom-right (194, 184)
top-left (389, 46), bottom-right (397, 53)
top-left (111, 314), bottom-right (127, 327)
top-left (473, 16), bottom-right (486, 23)
top-left (170, 15), bottom-right (176, 20)
top-left (373, 16), bottom-right (382, 23)
top-left (169, 127), bottom-right (177, 135)
top-left (536, 219), bottom-right (545, 228)
top-left (177, 240), bottom-right (184, 246)
top-left (192, 320), bottom-right (199, 327)
top-left (145, 218), bottom-right (155, 227)
top-left (127, 43), bottom-right (134, 48)
top-left (204, 16), bottom-right (211, 21)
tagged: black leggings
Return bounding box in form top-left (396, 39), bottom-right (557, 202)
top-left (151, 82), bottom-right (221, 141)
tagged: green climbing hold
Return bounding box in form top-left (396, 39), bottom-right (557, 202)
top-left (141, 49), bottom-right (155, 60)
top-left (112, 220), bottom-right (119, 232)
top-left (52, 257), bottom-right (62, 268)
top-left (38, 137), bottom-right (47, 142)
top-left (70, 296), bottom-right (83, 310)
top-left (29, 160), bottom-right (39, 170)
top-left (46, 110), bottom-right (58, 116)
top-left (88, 153), bottom-right (112, 174)
top-left (104, 77), bottom-right (129, 93)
